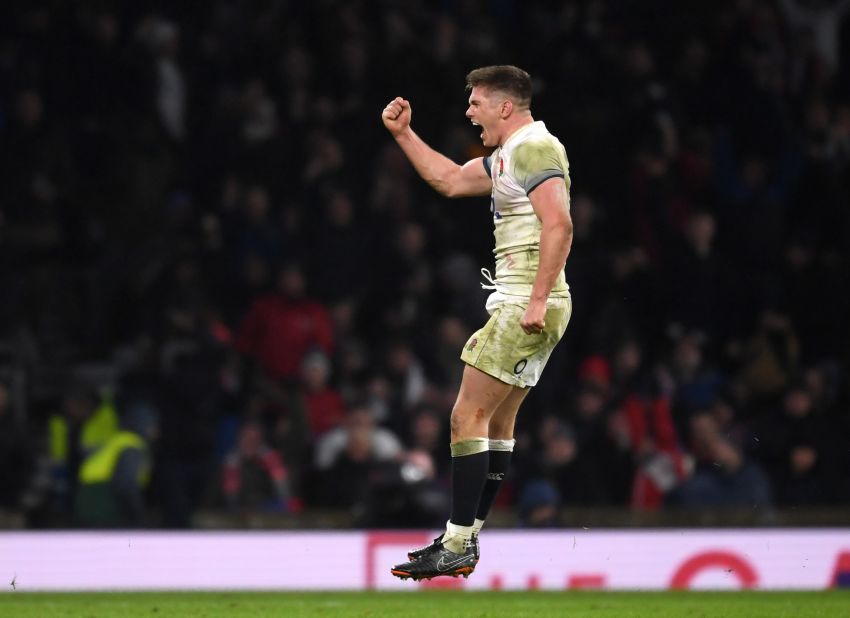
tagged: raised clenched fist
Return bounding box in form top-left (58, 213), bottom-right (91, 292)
top-left (381, 97), bottom-right (412, 136)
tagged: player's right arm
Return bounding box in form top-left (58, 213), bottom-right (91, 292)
top-left (382, 97), bottom-right (492, 198)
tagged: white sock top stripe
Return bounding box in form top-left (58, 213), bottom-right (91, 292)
top-left (488, 438), bottom-right (516, 452)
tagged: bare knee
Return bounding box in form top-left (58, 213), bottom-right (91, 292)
top-left (450, 405), bottom-right (488, 441)
top-left (488, 418), bottom-right (515, 440)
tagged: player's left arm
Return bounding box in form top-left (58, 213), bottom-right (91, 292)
top-left (521, 177), bottom-right (573, 334)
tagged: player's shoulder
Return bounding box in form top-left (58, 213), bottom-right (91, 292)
top-left (512, 123), bottom-right (564, 154)
top-left (510, 124), bottom-right (567, 174)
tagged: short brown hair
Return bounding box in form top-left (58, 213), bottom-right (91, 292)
top-left (465, 65), bottom-right (532, 108)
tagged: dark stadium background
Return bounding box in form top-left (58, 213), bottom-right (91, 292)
top-left (1, 0), bottom-right (849, 533)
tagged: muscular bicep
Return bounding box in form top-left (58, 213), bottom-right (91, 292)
top-left (528, 176), bottom-right (571, 228)
top-left (446, 157), bottom-right (492, 198)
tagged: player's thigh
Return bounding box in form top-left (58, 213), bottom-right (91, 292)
top-left (452, 364), bottom-right (514, 423)
top-left (489, 385), bottom-right (530, 439)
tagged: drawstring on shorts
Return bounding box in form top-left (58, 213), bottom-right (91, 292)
top-left (480, 268), bottom-right (497, 290)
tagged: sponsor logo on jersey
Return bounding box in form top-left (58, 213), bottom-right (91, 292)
top-left (514, 359), bottom-right (528, 374)
top-left (466, 338), bottom-right (478, 352)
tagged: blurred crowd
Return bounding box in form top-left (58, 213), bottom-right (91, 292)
top-left (1, 0), bottom-right (849, 528)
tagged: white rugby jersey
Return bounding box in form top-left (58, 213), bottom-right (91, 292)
top-left (482, 120), bottom-right (571, 302)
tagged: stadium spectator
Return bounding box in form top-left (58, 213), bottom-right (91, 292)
top-left (308, 395), bottom-right (402, 512)
top-left (738, 311), bottom-right (801, 407)
top-left (306, 188), bottom-right (371, 304)
top-left (221, 421), bottom-right (293, 513)
top-left (380, 338), bottom-right (430, 424)
top-left (406, 406), bottom-right (450, 479)
top-left (45, 386), bottom-right (118, 519)
top-left (664, 210), bottom-right (735, 342)
top-left (524, 418), bottom-right (602, 507)
top-left (623, 393), bottom-right (688, 511)
top-left (754, 380), bottom-right (834, 505)
top-left (567, 385), bottom-right (634, 505)
top-left (75, 402), bottom-right (158, 528)
top-left (298, 350), bottom-right (345, 439)
top-left (236, 262), bottom-right (334, 383)
top-left (666, 331), bottom-right (726, 417)
top-left (155, 346), bottom-right (224, 528)
top-left (357, 449), bottom-right (449, 528)
top-left (778, 0), bottom-right (850, 74)
top-left (517, 479), bottom-right (561, 528)
top-left (229, 185), bottom-right (285, 267)
top-left (312, 407), bottom-right (403, 511)
top-left (669, 435), bottom-right (773, 511)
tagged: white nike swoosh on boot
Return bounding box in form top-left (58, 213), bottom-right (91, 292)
top-left (436, 553), bottom-right (473, 570)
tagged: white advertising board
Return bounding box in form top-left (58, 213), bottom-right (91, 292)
top-left (1, 529), bottom-right (848, 591)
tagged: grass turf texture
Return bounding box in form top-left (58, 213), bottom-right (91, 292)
top-left (2, 591), bottom-right (849, 618)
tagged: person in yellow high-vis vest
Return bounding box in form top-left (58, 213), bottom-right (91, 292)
top-left (48, 393), bottom-right (118, 466)
top-left (47, 388), bottom-right (119, 518)
top-left (75, 404), bottom-right (156, 528)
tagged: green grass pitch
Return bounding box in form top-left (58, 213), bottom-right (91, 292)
top-left (3, 591), bottom-right (849, 618)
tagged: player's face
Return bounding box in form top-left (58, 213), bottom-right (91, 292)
top-left (466, 86), bottom-right (503, 147)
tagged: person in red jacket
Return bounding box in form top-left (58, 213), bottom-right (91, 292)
top-left (300, 350), bottom-right (346, 438)
top-left (236, 262), bottom-right (334, 382)
top-left (222, 421), bottom-right (292, 512)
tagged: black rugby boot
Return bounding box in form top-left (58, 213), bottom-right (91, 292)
top-left (392, 539), bottom-right (477, 581)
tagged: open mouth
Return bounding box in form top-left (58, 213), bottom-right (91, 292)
top-left (471, 121), bottom-right (484, 140)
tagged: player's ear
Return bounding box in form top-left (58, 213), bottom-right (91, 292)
top-left (500, 99), bottom-right (513, 118)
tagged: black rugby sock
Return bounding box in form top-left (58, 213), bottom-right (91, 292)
top-left (475, 449), bottom-right (512, 522)
top-left (449, 442), bottom-right (489, 527)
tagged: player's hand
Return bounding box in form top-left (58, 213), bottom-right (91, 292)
top-left (520, 299), bottom-right (547, 335)
top-left (382, 97), bottom-right (412, 137)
